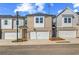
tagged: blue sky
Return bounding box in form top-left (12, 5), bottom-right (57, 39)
top-left (0, 3), bottom-right (79, 16)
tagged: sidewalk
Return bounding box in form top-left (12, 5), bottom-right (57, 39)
top-left (0, 38), bottom-right (79, 46)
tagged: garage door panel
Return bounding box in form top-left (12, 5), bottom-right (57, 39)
top-left (59, 31), bottom-right (76, 38)
top-left (30, 32), bottom-right (36, 39)
top-left (5, 32), bottom-right (22, 39)
top-left (37, 32), bottom-right (49, 39)
top-left (30, 32), bottom-right (49, 40)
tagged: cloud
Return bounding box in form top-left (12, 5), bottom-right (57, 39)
top-left (57, 9), bottom-right (62, 14)
top-left (14, 3), bottom-right (34, 13)
top-left (14, 3), bottom-right (46, 14)
top-left (35, 3), bottom-right (45, 12)
top-left (73, 3), bottom-right (79, 8)
top-left (72, 3), bottom-right (79, 12)
top-left (74, 9), bottom-right (78, 12)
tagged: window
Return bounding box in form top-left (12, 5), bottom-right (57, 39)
top-left (64, 18), bottom-right (67, 23)
top-left (35, 16), bottom-right (43, 23)
top-left (68, 18), bottom-right (71, 23)
top-left (4, 20), bottom-right (8, 25)
top-left (40, 17), bottom-right (43, 23)
top-left (64, 17), bottom-right (72, 23)
top-left (36, 18), bottom-right (39, 23)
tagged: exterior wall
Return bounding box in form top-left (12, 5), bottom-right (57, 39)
top-left (1, 18), bottom-right (12, 29)
top-left (27, 15), bottom-right (52, 40)
top-left (27, 16), bottom-right (52, 31)
top-left (0, 17), bottom-right (24, 39)
top-left (57, 9), bottom-right (78, 28)
top-left (13, 18), bottom-right (24, 29)
top-left (27, 16), bottom-right (34, 31)
top-left (57, 9), bottom-right (79, 38)
top-left (2, 29), bottom-right (22, 39)
top-left (1, 18), bottom-right (24, 29)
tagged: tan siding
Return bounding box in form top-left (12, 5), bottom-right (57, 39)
top-left (27, 16), bottom-right (52, 32)
top-left (27, 15), bottom-right (52, 39)
top-left (27, 16), bottom-right (34, 31)
top-left (44, 16), bottom-right (52, 31)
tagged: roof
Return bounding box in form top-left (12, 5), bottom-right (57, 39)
top-left (0, 15), bottom-right (24, 18)
top-left (57, 7), bottom-right (78, 17)
top-left (57, 7), bottom-right (69, 17)
top-left (26, 13), bottom-right (56, 17)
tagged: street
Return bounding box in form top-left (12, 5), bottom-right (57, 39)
top-left (0, 44), bottom-right (79, 55)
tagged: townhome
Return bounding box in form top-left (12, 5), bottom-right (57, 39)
top-left (0, 15), bottom-right (24, 40)
top-left (1, 7), bottom-right (79, 40)
top-left (0, 13), bottom-right (55, 40)
top-left (56, 7), bottom-right (79, 39)
top-left (26, 13), bottom-right (55, 40)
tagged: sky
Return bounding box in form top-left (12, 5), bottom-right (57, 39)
top-left (0, 3), bottom-right (79, 16)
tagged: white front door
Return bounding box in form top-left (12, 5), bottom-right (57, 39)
top-left (30, 32), bottom-right (49, 40)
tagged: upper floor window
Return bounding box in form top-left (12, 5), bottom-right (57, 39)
top-left (4, 20), bottom-right (8, 25)
top-left (36, 17), bottom-right (39, 23)
top-left (35, 16), bottom-right (44, 23)
top-left (64, 18), bottom-right (67, 23)
top-left (64, 17), bottom-right (72, 23)
top-left (40, 17), bottom-right (43, 23)
top-left (68, 18), bottom-right (71, 23)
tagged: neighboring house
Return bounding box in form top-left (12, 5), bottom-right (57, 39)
top-left (56, 7), bottom-right (79, 39)
top-left (0, 15), bottom-right (24, 40)
top-left (26, 13), bottom-right (55, 40)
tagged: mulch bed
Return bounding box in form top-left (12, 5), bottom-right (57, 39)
top-left (12, 39), bottom-right (27, 42)
top-left (49, 37), bottom-right (65, 41)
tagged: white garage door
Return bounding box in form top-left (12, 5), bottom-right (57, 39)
top-left (58, 31), bottom-right (76, 38)
top-left (5, 32), bottom-right (22, 39)
top-left (30, 32), bottom-right (49, 40)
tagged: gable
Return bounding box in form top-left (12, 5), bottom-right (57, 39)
top-left (57, 7), bottom-right (78, 27)
top-left (57, 8), bottom-right (78, 18)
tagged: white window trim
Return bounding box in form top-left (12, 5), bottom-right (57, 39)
top-left (62, 17), bottom-right (72, 27)
top-left (34, 16), bottom-right (44, 28)
top-left (4, 20), bottom-right (8, 25)
top-left (64, 17), bottom-right (72, 23)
